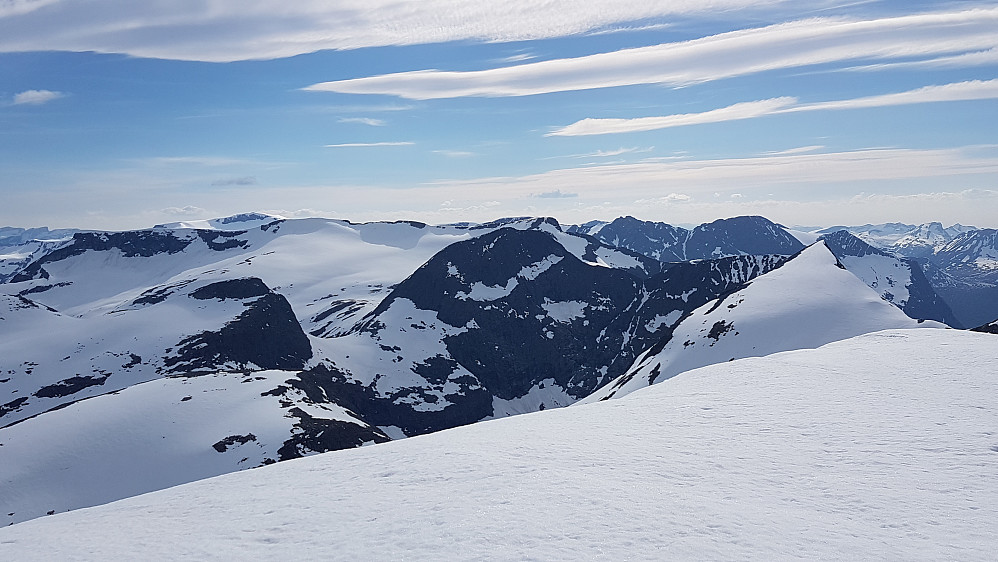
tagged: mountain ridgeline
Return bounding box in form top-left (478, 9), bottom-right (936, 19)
top-left (568, 215), bottom-right (805, 262)
top-left (0, 213), bottom-right (988, 525)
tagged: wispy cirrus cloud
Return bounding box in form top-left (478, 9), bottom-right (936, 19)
top-left (337, 117), bottom-right (386, 126)
top-left (843, 47), bottom-right (998, 72)
top-left (210, 176), bottom-right (258, 187)
top-left (786, 79), bottom-right (998, 112)
top-left (762, 145), bottom-right (824, 156)
top-left (160, 205), bottom-right (209, 217)
top-left (305, 8), bottom-right (998, 99)
top-left (541, 146), bottom-right (655, 160)
top-left (433, 149), bottom-right (477, 157)
top-left (324, 142), bottom-right (414, 148)
top-left (12, 89), bottom-right (63, 105)
top-left (425, 146), bottom-right (998, 198)
top-left (496, 53), bottom-right (536, 63)
top-left (549, 98), bottom-right (797, 136)
top-left (0, 0), bottom-right (793, 62)
top-left (549, 79), bottom-right (998, 136)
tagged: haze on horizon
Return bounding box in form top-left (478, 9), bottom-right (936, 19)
top-left (2, 1), bottom-right (997, 231)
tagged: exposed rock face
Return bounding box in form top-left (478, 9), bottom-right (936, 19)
top-left (307, 227), bottom-right (789, 436)
top-left (574, 215), bottom-right (804, 262)
top-left (163, 278), bottom-right (314, 375)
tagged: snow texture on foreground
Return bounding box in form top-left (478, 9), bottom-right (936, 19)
top-left (2, 329), bottom-right (996, 560)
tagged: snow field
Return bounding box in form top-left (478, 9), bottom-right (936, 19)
top-left (1, 329), bottom-right (995, 560)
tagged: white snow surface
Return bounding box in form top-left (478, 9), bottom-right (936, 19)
top-left (838, 252), bottom-right (913, 307)
top-left (486, 378), bottom-right (575, 418)
top-left (540, 298), bottom-right (587, 323)
top-left (583, 242), bottom-right (935, 402)
top-left (0, 370), bottom-right (378, 525)
top-left (1, 329), bottom-right (995, 560)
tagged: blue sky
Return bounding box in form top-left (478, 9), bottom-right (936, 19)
top-left (2, 0), bottom-right (997, 230)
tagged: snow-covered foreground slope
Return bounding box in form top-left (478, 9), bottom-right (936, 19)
top-left (584, 242), bottom-right (937, 402)
top-left (0, 369), bottom-right (388, 526)
top-left (1, 328), bottom-right (994, 560)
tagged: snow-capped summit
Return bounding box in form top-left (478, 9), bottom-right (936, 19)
top-left (583, 242), bottom-right (939, 402)
top-left (153, 212), bottom-right (285, 231)
top-left (815, 221), bottom-right (977, 257)
top-left (923, 229), bottom-right (998, 328)
top-left (569, 215), bottom-right (804, 262)
top-left (819, 230), bottom-right (959, 327)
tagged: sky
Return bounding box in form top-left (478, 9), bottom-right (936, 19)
top-left (1, 0), bottom-right (997, 231)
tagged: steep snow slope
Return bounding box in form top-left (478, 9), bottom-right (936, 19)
top-left (1, 328), bottom-right (993, 560)
top-left (0, 277), bottom-right (313, 426)
top-left (0, 369), bottom-right (387, 526)
top-left (819, 230), bottom-right (959, 327)
top-left (584, 242), bottom-right (936, 402)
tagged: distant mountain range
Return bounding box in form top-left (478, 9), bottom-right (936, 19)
top-left (572, 216), bottom-right (996, 328)
top-left (1, 212), bottom-right (995, 526)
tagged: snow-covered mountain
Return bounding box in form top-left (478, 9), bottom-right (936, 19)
top-left (2, 328), bottom-right (993, 560)
top-left (305, 224), bottom-right (789, 437)
top-left (1, 215), bottom-right (794, 523)
top-left (809, 222), bottom-right (995, 329)
top-left (152, 211), bottom-right (285, 231)
top-left (0, 212), bottom-right (991, 531)
top-left (583, 242), bottom-right (938, 402)
top-left (922, 229), bottom-right (998, 329)
top-left (0, 226), bottom-right (79, 283)
top-left (568, 215), bottom-right (804, 262)
top-left (815, 221), bottom-right (976, 257)
top-left (818, 230), bottom-right (960, 327)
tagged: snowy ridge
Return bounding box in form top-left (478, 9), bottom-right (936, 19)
top-left (152, 212), bottom-right (285, 231)
top-left (819, 230), bottom-right (959, 327)
top-left (807, 222), bottom-right (994, 329)
top-left (584, 242), bottom-right (937, 402)
top-left (815, 221), bottom-right (976, 256)
top-left (2, 213), bottom-right (993, 536)
top-left (323, 228), bottom-right (788, 437)
top-left (1, 329), bottom-right (993, 560)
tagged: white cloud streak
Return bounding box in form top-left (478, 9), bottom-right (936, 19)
top-left (549, 98), bottom-right (797, 136)
top-left (425, 147), bottom-right (998, 198)
top-left (324, 142), bottom-right (414, 148)
top-left (432, 150), bottom-right (476, 157)
top-left (0, 0), bottom-right (793, 62)
top-left (787, 79), bottom-right (998, 112)
top-left (12, 89), bottom-right (63, 105)
top-left (843, 47), bottom-right (998, 72)
top-left (337, 117), bottom-right (386, 126)
top-left (550, 79), bottom-right (998, 135)
top-left (306, 8), bottom-right (998, 99)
